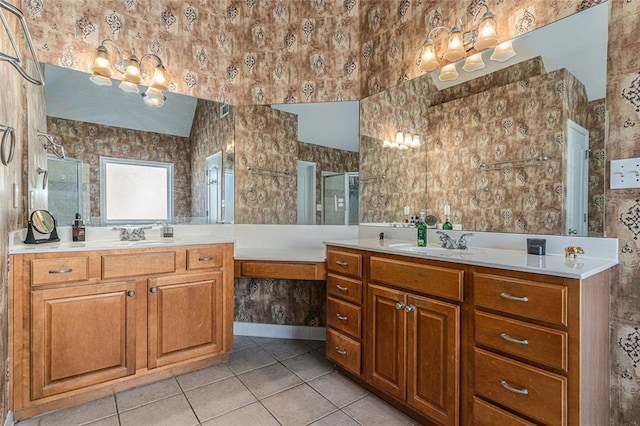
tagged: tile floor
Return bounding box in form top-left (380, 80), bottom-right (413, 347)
top-left (18, 336), bottom-right (420, 426)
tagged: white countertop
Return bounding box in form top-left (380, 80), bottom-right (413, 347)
top-left (325, 238), bottom-right (618, 279)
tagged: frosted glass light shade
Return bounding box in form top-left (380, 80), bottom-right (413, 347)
top-left (383, 140), bottom-right (391, 147)
top-left (439, 63), bottom-right (459, 81)
top-left (490, 40), bottom-right (516, 62)
top-left (149, 65), bottom-right (169, 91)
top-left (419, 40), bottom-right (440, 72)
top-left (412, 135), bottom-right (421, 148)
top-left (90, 46), bottom-right (113, 85)
top-left (395, 130), bottom-right (404, 145)
top-left (119, 80), bottom-right (140, 93)
top-left (404, 133), bottom-right (413, 148)
top-left (462, 53), bottom-right (485, 72)
top-left (474, 12), bottom-right (499, 50)
top-left (89, 74), bottom-right (112, 86)
top-left (443, 29), bottom-right (466, 61)
top-left (142, 87), bottom-right (166, 107)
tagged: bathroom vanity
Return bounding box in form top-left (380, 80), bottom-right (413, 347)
top-left (325, 238), bottom-right (615, 426)
top-left (9, 241), bottom-right (234, 420)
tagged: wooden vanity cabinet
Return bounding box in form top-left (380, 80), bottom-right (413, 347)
top-left (10, 243), bottom-right (233, 420)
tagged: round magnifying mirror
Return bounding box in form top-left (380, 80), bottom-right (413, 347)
top-left (31, 210), bottom-right (56, 234)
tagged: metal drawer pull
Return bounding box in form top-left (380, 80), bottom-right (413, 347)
top-left (500, 292), bottom-right (529, 303)
top-left (500, 380), bottom-right (529, 395)
top-left (335, 260), bottom-right (348, 267)
top-left (404, 304), bottom-right (415, 313)
top-left (127, 290), bottom-right (136, 297)
top-left (395, 302), bottom-right (406, 310)
top-left (335, 346), bottom-right (347, 356)
top-left (198, 256), bottom-right (213, 261)
top-left (500, 333), bottom-right (529, 345)
top-left (336, 284), bottom-right (349, 292)
top-left (48, 268), bottom-right (72, 274)
top-left (336, 313), bottom-right (348, 321)
top-left (149, 287), bottom-right (158, 293)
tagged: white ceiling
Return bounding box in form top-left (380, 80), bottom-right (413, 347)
top-left (45, 3), bottom-right (608, 147)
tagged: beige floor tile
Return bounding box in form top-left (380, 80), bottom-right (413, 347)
top-left (176, 363), bottom-right (235, 391)
top-left (282, 350), bottom-right (334, 382)
top-left (82, 415), bottom-right (120, 426)
top-left (342, 394), bottom-right (417, 426)
top-left (260, 338), bottom-right (313, 361)
top-left (239, 362), bottom-right (303, 399)
top-left (249, 336), bottom-right (279, 345)
top-left (18, 396), bottom-right (116, 426)
top-left (201, 402), bottom-right (280, 426)
top-left (185, 376), bottom-right (257, 422)
top-left (227, 346), bottom-right (277, 375)
top-left (304, 339), bottom-right (326, 350)
top-left (232, 335), bottom-right (258, 352)
top-left (116, 378), bottom-right (182, 412)
top-left (309, 410), bottom-right (361, 426)
top-left (119, 394), bottom-right (198, 426)
top-left (261, 384), bottom-right (337, 426)
top-left (308, 370), bottom-right (369, 408)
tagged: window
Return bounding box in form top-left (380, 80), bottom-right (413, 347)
top-left (100, 157), bottom-right (173, 225)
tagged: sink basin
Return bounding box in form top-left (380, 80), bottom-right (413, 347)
top-left (388, 243), bottom-right (481, 256)
top-left (83, 239), bottom-right (174, 247)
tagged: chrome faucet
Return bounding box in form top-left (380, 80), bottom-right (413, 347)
top-left (113, 226), bottom-right (151, 241)
top-left (437, 231), bottom-right (474, 250)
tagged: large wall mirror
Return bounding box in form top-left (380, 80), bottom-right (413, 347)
top-left (360, 3), bottom-right (608, 237)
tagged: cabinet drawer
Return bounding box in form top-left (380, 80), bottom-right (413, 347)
top-left (472, 397), bottom-right (535, 426)
top-left (31, 257), bottom-right (89, 286)
top-left (102, 251), bottom-right (176, 279)
top-left (326, 249), bottom-right (362, 278)
top-left (370, 256), bottom-right (463, 301)
top-left (327, 274), bottom-right (362, 304)
top-left (473, 273), bottom-right (567, 326)
top-left (326, 328), bottom-right (361, 375)
top-left (474, 348), bottom-right (567, 425)
top-left (327, 297), bottom-right (361, 339)
top-left (235, 260), bottom-right (325, 280)
top-left (187, 246), bottom-right (224, 270)
top-left (475, 311), bottom-right (568, 372)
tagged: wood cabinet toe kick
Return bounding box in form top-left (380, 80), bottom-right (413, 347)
top-left (234, 259), bottom-right (326, 280)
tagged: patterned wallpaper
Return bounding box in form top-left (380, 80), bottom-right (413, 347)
top-left (235, 278), bottom-right (325, 327)
top-left (190, 98), bottom-right (235, 221)
top-left (23, 0), bottom-right (362, 105)
top-left (46, 117), bottom-right (192, 222)
top-left (586, 99), bottom-right (606, 236)
top-left (298, 141), bottom-right (359, 223)
top-left (234, 105), bottom-right (298, 224)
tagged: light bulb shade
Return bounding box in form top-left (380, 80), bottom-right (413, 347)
top-left (395, 130), bottom-right (404, 145)
top-left (89, 73), bottom-right (112, 86)
top-left (439, 63), bottom-right (459, 81)
top-left (443, 29), bottom-right (466, 61)
top-left (122, 53), bottom-right (142, 84)
top-left (383, 140), bottom-right (391, 147)
top-left (474, 12), bottom-right (499, 50)
top-left (149, 64), bottom-right (169, 90)
top-left (119, 79), bottom-right (140, 93)
top-left (419, 40), bottom-right (440, 72)
top-left (412, 134), bottom-right (421, 147)
top-left (90, 45), bottom-right (112, 83)
top-left (462, 52), bottom-right (485, 72)
top-left (404, 133), bottom-right (412, 147)
top-left (398, 143), bottom-right (409, 150)
top-left (142, 86), bottom-right (166, 107)
top-left (490, 40), bottom-right (516, 62)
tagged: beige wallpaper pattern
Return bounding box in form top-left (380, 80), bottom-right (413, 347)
top-left (46, 117), bottom-right (192, 222)
top-left (190, 98), bottom-right (235, 221)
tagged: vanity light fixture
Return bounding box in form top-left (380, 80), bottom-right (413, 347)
top-left (462, 52), bottom-right (486, 72)
top-left (385, 131), bottom-right (421, 149)
top-left (439, 63), bottom-right (459, 82)
top-left (490, 40), bottom-right (516, 62)
top-left (89, 39), bottom-right (169, 107)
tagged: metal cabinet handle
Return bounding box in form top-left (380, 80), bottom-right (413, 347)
top-left (335, 260), bottom-right (348, 267)
top-left (336, 284), bottom-right (349, 292)
top-left (395, 302), bottom-right (406, 310)
top-left (198, 256), bottom-right (213, 261)
top-left (335, 346), bottom-right (347, 356)
top-left (127, 290), bottom-right (136, 297)
top-left (48, 268), bottom-right (72, 274)
top-left (336, 313), bottom-right (348, 321)
top-left (500, 380), bottom-right (529, 395)
top-left (149, 286), bottom-right (158, 293)
top-left (404, 304), bottom-right (415, 313)
top-left (500, 333), bottom-right (529, 345)
top-left (500, 292), bottom-right (529, 303)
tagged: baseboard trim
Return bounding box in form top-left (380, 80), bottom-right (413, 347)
top-left (233, 322), bottom-right (326, 341)
top-left (4, 410), bottom-right (14, 426)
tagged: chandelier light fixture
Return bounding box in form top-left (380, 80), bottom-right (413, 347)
top-left (89, 39), bottom-right (169, 107)
top-left (418, 3), bottom-right (512, 82)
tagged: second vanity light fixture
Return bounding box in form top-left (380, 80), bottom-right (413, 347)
top-left (418, 3), bottom-right (516, 81)
top-left (383, 130), bottom-right (421, 149)
top-left (89, 39), bottom-right (169, 107)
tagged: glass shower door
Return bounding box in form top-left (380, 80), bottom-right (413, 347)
top-left (322, 173), bottom-right (359, 225)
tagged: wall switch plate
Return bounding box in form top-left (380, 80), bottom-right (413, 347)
top-left (316, 203), bottom-right (322, 211)
top-left (610, 158), bottom-right (640, 189)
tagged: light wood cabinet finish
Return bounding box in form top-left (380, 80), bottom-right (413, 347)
top-left (10, 243), bottom-right (233, 420)
top-left (326, 296), bottom-right (361, 339)
top-left (234, 259), bottom-right (326, 280)
top-left (326, 273), bottom-right (362, 304)
top-left (326, 328), bottom-right (361, 375)
top-left (326, 248), bottom-right (362, 278)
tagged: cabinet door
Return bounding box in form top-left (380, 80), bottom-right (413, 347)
top-left (406, 294), bottom-right (460, 426)
top-left (368, 284), bottom-right (406, 400)
top-left (148, 272), bottom-right (224, 368)
top-left (31, 281), bottom-right (136, 399)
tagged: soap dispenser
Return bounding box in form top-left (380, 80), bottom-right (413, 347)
top-left (417, 212), bottom-right (426, 247)
top-left (72, 213), bottom-right (85, 242)
top-left (442, 205), bottom-right (453, 230)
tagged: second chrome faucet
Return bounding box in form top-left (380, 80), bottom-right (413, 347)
top-left (437, 231), bottom-right (474, 250)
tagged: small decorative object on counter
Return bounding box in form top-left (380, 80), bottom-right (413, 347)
top-left (417, 213), bottom-right (427, 247)
top-left (564, 246), bottom-right (584, 258)
top-left (442, 205), bottom-right (453, 230)
top-left (526, 238), bottom-right (546, 255)
top-left (72, 213), bottom-right (85, 242)
top-left (162, 223), bottom-right (174, 238)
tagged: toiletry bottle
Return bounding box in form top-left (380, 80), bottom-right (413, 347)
top-left (442, 205), bottom-right (453, 230)
top-left (72, 213), bottom-right (85, 242)
top-left (417, 213), bottom-right (426, 247)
